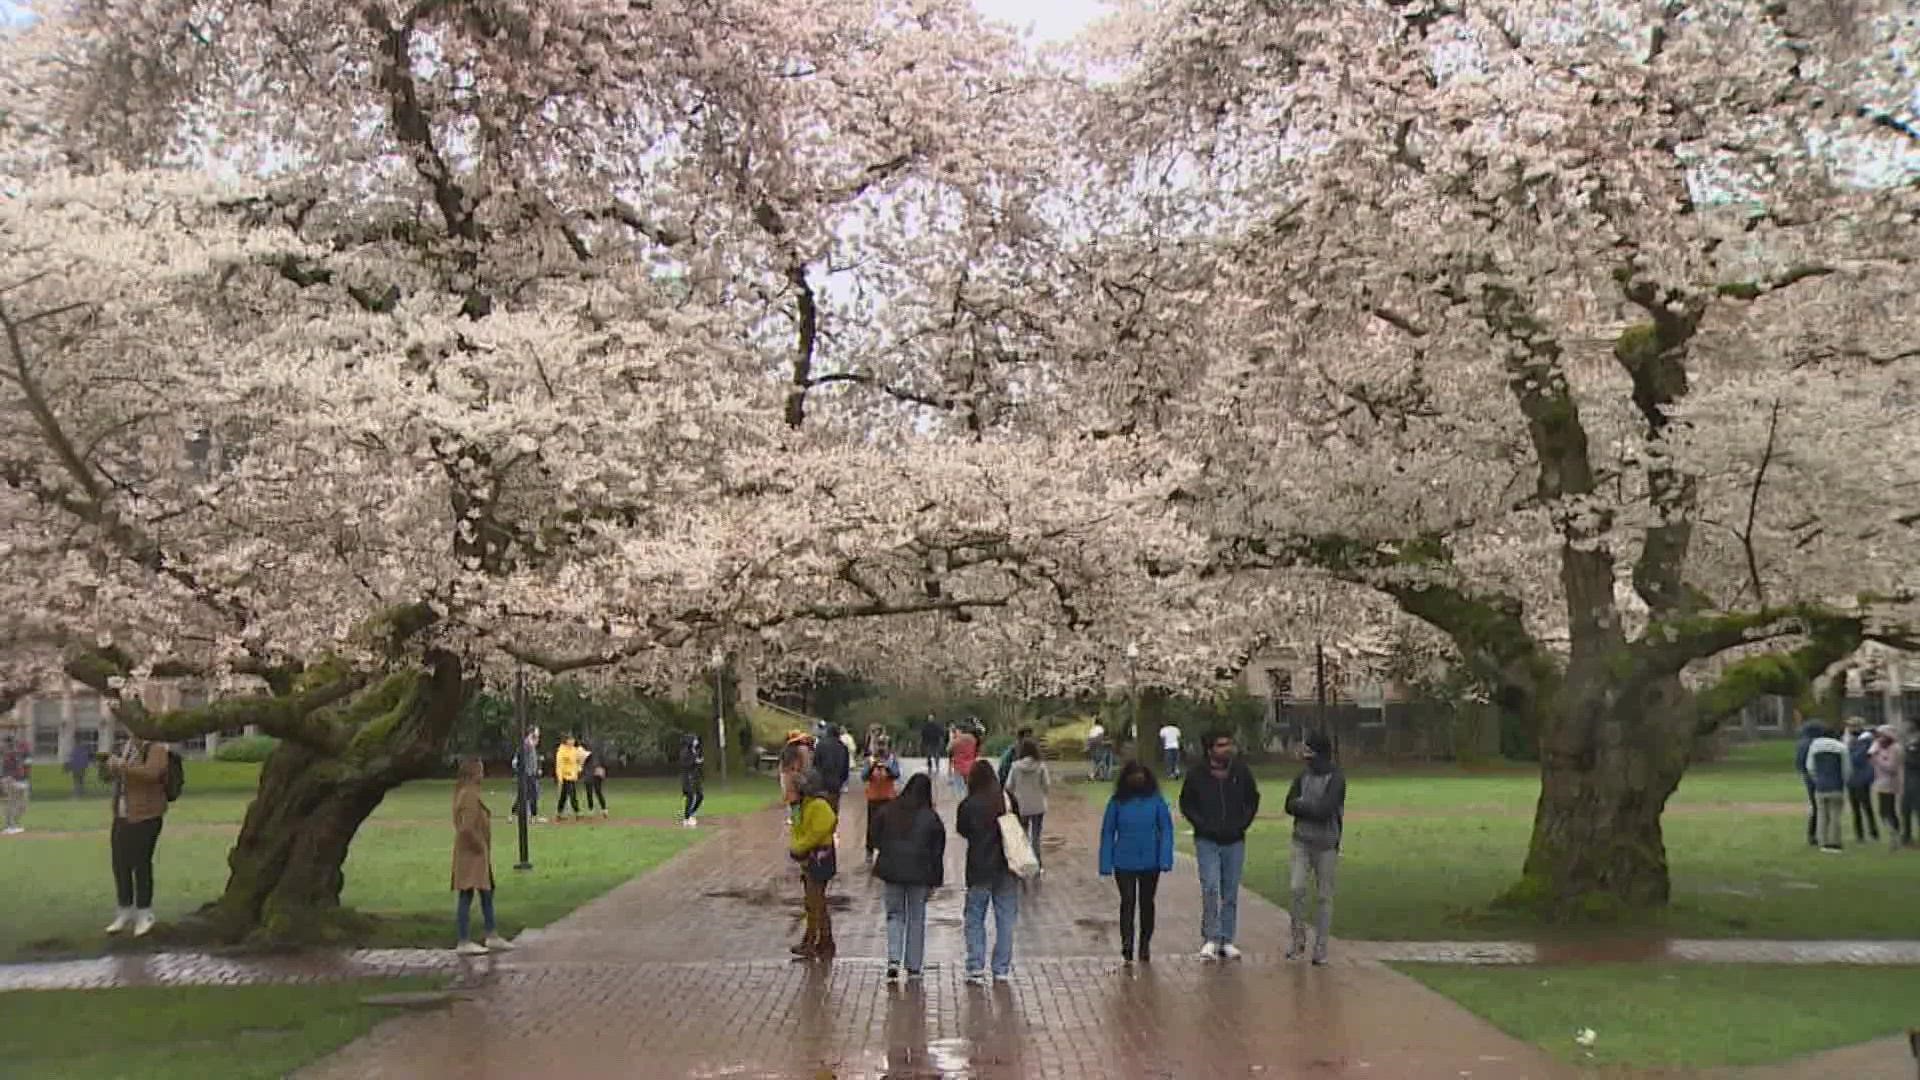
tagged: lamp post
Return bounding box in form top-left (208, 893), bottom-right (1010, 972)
top-left (1125, 642), bottom-right (1141, 759)
top-left (712, 648), bottom-right (728, 785)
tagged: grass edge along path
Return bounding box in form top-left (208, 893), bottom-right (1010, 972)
top-left (0, 977), bottom-right (448, 1080)
top-left (1393, 961), bottom-right (1920, 1070)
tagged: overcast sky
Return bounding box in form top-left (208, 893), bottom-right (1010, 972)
top-left (971, 0), bottom-right (1109, 43)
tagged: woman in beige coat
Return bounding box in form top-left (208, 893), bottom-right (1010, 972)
top-left (452, 757), bottom-right (514, 955)
top-left (104, 736), bottom-right (171, 937)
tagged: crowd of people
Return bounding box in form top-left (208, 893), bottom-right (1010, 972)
top-left (782, 724), bottom-right (1348, 979)
top-left (1796, 716), bottom-right (1918, 851)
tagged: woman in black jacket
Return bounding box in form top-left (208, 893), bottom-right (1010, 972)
top-left (956, 760), bottom-right (1019, 984)
top-left (873, 773), bottom-right (944, 980)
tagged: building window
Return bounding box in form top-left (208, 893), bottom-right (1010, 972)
top-left (72, 727), bottom-right (100, 756)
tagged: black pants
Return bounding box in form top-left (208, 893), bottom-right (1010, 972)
top-left (866, 797), bottom-right (892, 854)
top-left (1877, 791), bottom-right (1901, 841)
top-left (111, 816), bottom-right (164, 908)
top-left (683, 783), bottom-right (704, 821)
top-left (1849, 786), bottom-right (1880, 840)
top-left (1115, 870), bottom-right (1160, 958)
top-left (1904, 784), bottom-right (1920, 844)
top-left (557, 780), bottom-right (581, 815)
top-left (584, 776), bottom-right (607, 811)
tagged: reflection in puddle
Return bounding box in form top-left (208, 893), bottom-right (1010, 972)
top-left (924, 1037), bottom-right (972, 1074)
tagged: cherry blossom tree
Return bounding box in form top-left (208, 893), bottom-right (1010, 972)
top-left (1076, 0), bottom-right (1919, 912)
top-left (0, 0), bottom-right (1173, 942)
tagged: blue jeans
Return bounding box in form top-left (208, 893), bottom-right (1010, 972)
top-left (964, 879), bottom-right (1020, 976)
top-left (1194, 837), bottom-right (1246, 946)
top-left (456, 888), bottom-right (495, 940)
top-left (1163, 747), bottom-right (1181, 778)
top-left (884, 882), bottom-right (930, 972)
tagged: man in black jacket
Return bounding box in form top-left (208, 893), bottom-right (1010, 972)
top-left (1178, 729), bottom-right (1260, 960)
top-left (812, 723), bottom-right (852, 814)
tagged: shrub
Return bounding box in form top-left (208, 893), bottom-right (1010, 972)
top-left (213, 734), bottom-right (280, 762)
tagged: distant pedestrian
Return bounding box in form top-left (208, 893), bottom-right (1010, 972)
top-left (813, 724), bottom-right (852, 815)
top-left (998, 726), bottom-right (1034, 783)
top-left (1099, 760), bottom-right (1174, 964)
top-left (451, 757), bottom-right (515, 955)
top-left (1793, 715), bottom-right (1822, 846)
top-left (1869, 726), bottom-right (1904, 851)
top-left (104, 735), bottom-right (170, 936)
top-left (956, 760), bottom-right (1019, 984)
top-left (920, 714), bottom-right (945, 776)
top-left (1179, 729), bottom-right (1260, 960)
top-left (1284, 731), bottom-right (1347, 964)
top-left (862, 736), bottom-right (902, 861)
top-left (779, 731), bottom-right (814, 825)
top-left (67, 741), bottom-right (91, 798)
top-left (1, 734), bottom-right (29, 835)
top-left (949, 727), bottom-right (979, 797)
top-left (788, 769), bottom-right (839, 961)
top-left (1903, 728), bottom-right (1920, 845)
top-left (510, 728), bottom-right (544, 823)
top-left (873, 773), bottom-right (944, 981)
top-left (1806, 725), bottom-right (1850, 852)
top-left (1085, 721), bottom-right (1110, 781)
top-left (679, 734), bottom-right (705, 828)
top-left (580, 741), bottom-right (609, 818)
top-left (1158, 721), bottom-right (1183, 779)
top-left (1845, 721), bottom-right (1878, 842)
top-left (1003, 739), bottom-right (1051, 868)
top-left (554, 734), bottom-right (584, 819)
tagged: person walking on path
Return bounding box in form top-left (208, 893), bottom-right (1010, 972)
top-left (103, 735), bottom-right (170, 936)
top-left (873, 773), bottom-right (944, 981)
top-left (1845, 721), bottom-right (1879, 843)
top-left (1179, 729), bottom-right (1260, 960)
top-left (998, 727), bottom-right (1034, 783)
top-left (680, 734), bottom-right (705, 828)
top-left (788, 769), bottom-right (839, 961)
top-left (1284, 731), bottom-right (1347, 964)
top-left (1, 734), bottom-right (29, 835)
top-left (1806, 725), bottom-right (1850, 852)
top-left (580, 741), bottom-right (609, 818)
top-left (1086, 721), bottom-right (1111, 781)
top-left (67, 740), bottom-right (91, 799)
top-left (949, 726), bottom-right (979, 797)
top-left (452, 757), bottom-right (516, 956)
top-left (1003, 738), bottom-right (1051, 868)
top-left (1099, 760), bottom-right (1174, 965)
top-left (861, 736), bottom-right (902, 861)
top-left (813, 723), bottom-right (852, 816)
top-left (1869, 725), bottom-right (1904, 850)
top-left (956, 759), bottom-right (1020, 984)
top-left (1793, 716), bottom-right (1823, 847)
top-left (920, 714), bottom-right (945, 776)
top-left (554, 734), bottom-right (585, 820)
top-left (1158, 721), bottom-right (1183, 780)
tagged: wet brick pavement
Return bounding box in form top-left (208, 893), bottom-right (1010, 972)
top-left (299, 768), bottom-right (1573, 1079)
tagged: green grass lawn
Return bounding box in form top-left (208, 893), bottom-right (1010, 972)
top-left (1394, 962), bottom-right (1920, 1069)
top-left (1213, 739), bottom-right (1920, 941)
top-left (0, 978), bottom-right (444, 1079)
top-left (0, 767), bottom-right (778, 960)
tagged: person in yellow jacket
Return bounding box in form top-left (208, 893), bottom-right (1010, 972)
top-left (554, 735), bottom-right (584, 820)
top-left (788, 769), bottom-right (839, 960)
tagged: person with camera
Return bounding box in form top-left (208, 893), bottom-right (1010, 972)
top-left (861, 735), bottom-right (902, 862)
top-left (103, 734), bottom-right (172, 937)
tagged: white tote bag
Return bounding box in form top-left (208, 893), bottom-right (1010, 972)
top-left (998, 812), bottom-right (1040, 879)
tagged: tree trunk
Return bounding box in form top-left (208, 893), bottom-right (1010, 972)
top-left (1503, 673), bottom-right (1692, 916)
top-left (196, 655), bottom-right (464, 944)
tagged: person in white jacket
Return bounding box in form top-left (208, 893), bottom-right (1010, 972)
top-left (1003, 739), bottom-right (1051, 868)
top-left (1805, 728), bottom-right (1852, 852)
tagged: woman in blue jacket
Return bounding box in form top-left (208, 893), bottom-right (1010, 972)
top-left (1099, 759), bottom-right (1175, 964)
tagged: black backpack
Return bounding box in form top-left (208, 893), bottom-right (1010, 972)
top-left (163, 749), bottom-right (185, 802)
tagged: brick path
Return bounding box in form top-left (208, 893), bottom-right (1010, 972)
top-left (300, 769), bottom-right (1572, 1079)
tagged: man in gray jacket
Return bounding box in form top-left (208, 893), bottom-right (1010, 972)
top-left (1283, 731), bottom-right (1346, 964)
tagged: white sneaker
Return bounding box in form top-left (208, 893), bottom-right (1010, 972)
top-left (964, 971), bottom-right (989, 986)
top-left (105, 908), bottom-right (134, 934)
top-left (686, 817), bottom-right (698, 828)
top-left (455, 939), bottom-right (489, 956)
top-left (1198, 942), bottom-right (1220, 960)
top-left (2, 826), bottom-right (23, 835)
top-left (482, 935), bottom-right (516, 951)
top-left (132, 910), bottom-right (156, 937)
top-left (1220, 943), bottom-right (1243, 961)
